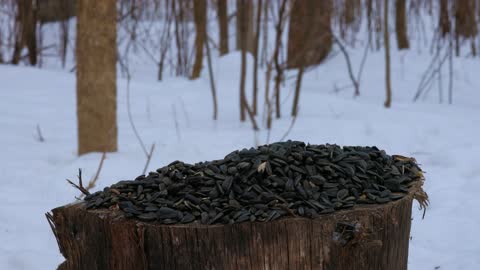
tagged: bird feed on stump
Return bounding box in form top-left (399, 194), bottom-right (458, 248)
top-left (47, 141), bottom-right (428, 270)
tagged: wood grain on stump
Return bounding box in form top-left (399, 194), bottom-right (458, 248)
top-left (47, 185), bottom-right (425, 270)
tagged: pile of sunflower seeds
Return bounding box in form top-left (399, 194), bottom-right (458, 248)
top-left (83, 141), bottom-right (422, 225)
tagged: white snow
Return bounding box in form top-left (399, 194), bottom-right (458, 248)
top-left (1, 44), bottom-right (480, 269)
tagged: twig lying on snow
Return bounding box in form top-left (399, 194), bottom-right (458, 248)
top-left (35, 124), bottom-right (45, 142)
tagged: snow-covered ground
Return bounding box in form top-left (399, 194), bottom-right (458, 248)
top-left (1, 45), bottom-right (479, 269)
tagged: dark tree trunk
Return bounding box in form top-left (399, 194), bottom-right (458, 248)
top-left (439, 0), bottom-right (451, 37)
top-left (37, 0), bottom-right (76, 23)
top-left (454, 0), bottom-right (478, 38)
top-left (205, 37), bottom-right (218, 120)
top-left (236, 0), bottom-right (254, 53)
top-left (273, 0), bottom-right (288, 119)
top-left (287, 0), bottom-right (332, 69)
top-left (252, 0), bottom-right (262, 115)
top-left (48, 187), bottom-right (420, 270)
top-left (11, 0), bottom-right (37, 65)
top-left (395, 0), bottom-right (409, 49)
top-left (375, 0), bottom-right (382, 50)
top-left (291, 65), bottom-right (305, 117)
top-left (191, 0), bottom-right (207, 79)
top-left (384, 0), bottom-right (392, 108)
top-left (239, 0), bottom-right (247, 122)
top-left (366, 0), bottom-right (373, 47)
top-left (217, 0), bottom-right (229, 55)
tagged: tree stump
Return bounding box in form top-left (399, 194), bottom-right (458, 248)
top-left (47, 183), bottom-right (426, 270)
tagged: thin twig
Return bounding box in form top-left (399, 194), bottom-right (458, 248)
top-left (172, 103), bottom-right (181, 141)
top-left (332, 34), bottom-right (360, 97)
top-left (66, 169), bottom-right (90, 196)
top-left (356, 38), bottom-right (370, 85)
top-left (413, 45), bottom-right (449, 102)
top-left (82, 152), bottom-right (107, 196)
top-left (142, 143), bottom-right (156, 175)
top-left (178, 97), bottom-right (191, 127)
top-left (448, 33), bottom-right (453, 104)
top-left (279, 110), bottom-right (299, 142)
top-left (35, 124), bottom-right (45, 142)
top-left (205, 38), bottom-right (218, 120)
top-left (244, 101), bottom-right (260, 131)
top-left (126, 60), bottom-right (149, 157)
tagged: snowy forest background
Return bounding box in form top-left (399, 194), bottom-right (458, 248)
top-left (1, 0), bottom-right (480, 269)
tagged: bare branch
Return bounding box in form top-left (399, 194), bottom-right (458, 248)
top-left (205, 38), bottom-right (218, 120)
top-left (83, 152), bottom-right (107, 194)
top-left (280, 109), bottom-right (299, 142)
top-left (244, 100), bottom-right (259, 131)
top-left (66, 169), bottom-right (90, 196)
top-left (125, 60), bottom-right (148, 157)
top-left (142, 143), bottom-right (156, 175)
top-left (172, 104), bottom-right (181, 141)
top-left (35, 124), bottom-right (45, 142)
top-left (332, 34), bottom-right (360, 97)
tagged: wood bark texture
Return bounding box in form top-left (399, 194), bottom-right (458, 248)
top-left (236, 0), bottom-right (255, 54)
top-left (48, 189), bottom-right (420, 270)
top-left (217, 0), bottom-right (229, 55)
top-left (76, 0), bottom-right (117, 155)
top-left (395, 0), bottom-right (409, 49)
top-left (287, 0), bottom-right (333, 69)
top-left (191, 0), bottom-right (206, 79)
top-left (11, 0), bottom-right (37, 65)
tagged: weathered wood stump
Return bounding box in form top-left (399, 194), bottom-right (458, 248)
top-left (47, 184), bottom-right (426, 270)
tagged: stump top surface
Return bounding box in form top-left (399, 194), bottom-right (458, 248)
top-left (58, 187), bottom-right (418, 229)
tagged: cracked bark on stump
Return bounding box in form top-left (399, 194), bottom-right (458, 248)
top-left (47, 184), bottom-right (425, 270)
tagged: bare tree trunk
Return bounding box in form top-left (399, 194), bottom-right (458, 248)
top-left (375, 0), bottom-right (382, 50)
top-left (191, 0), bottom-right (207, 79)
top-left (273, 0), bottom-right (288, 119)
top-left (265, 61), bottom-right (273, 129)
top-left (173, 0), bottom-right (189, 77)
top-left (287, 0), bottom-right (332, 69)
top-left (448, 31), bottom-right (454, 104)
top-left (60, 19), bottom-right (69, 68)
top-left (471, 39), bottom-right (477, 56)
top-left (291, 65), bottom-right (305, 117)
top-left (395, 0), bottom-right (409, 49)
top-left (236, 0), bottom-right (254, 53)
top-left (11, 0), bottom-right (37, 65)
top-left (366, 0), bottom-right (373, 48)
top-left (260, 0), bottom-right (269, 67)
top-left (384, 0), bottom-right (392, 108)
top-left (252, 0), bottom-right (263, 115)
top-left (439, 0), bottom-right (451, 38)
top-left (455, 32), bottom-right (460, 56)
top-left (454, 0), bottom-right (478, 38)
top-left (454, 0), bottom-right (478, 57)
top-left (172, 0), bottom-right (183, 76)
top-left (218, 0), bottom-right (229, 55)
top-left (76, 0), bottom-right (117, 155)
top-left (0, 29), bottom-right (3, 63)
top-left (239, 0), bottom-right (247, 122)
top-left (158, 0), bottom-right (173, 81)
top-left (205, 39), bottom-right (218, 120)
